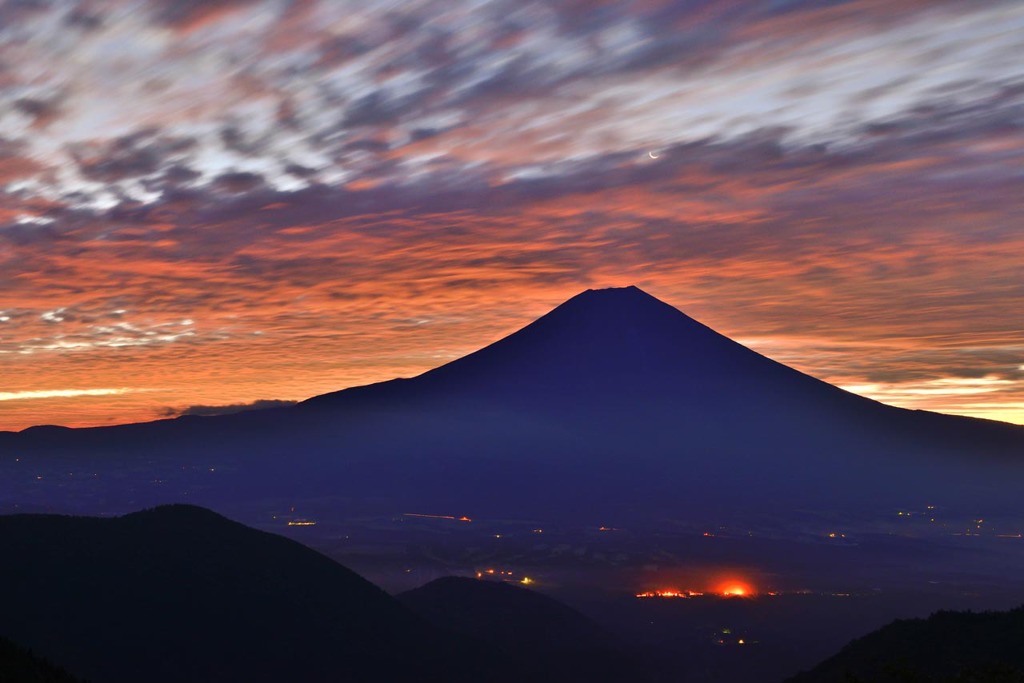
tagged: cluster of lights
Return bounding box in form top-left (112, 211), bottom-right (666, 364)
top-left (715, 629), bottom-right (752, 646)
top-left (635, 590), bottom-right (704, 599)
top-left (475, 568), bottom-right (535, 585)
top-left (477, 568), bottom-right (511, 578)
top-left (636, 583), bottom-right (755, 599)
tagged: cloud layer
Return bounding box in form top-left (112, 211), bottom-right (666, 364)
top-left (1, 0), bottom-right (1022, 429)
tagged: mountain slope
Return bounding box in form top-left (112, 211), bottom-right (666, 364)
top-left (399, 576), bottom-right (614, 651)
top-left (398, 577), bottom-right (644, 683)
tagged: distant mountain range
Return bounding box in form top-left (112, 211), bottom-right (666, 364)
top-left (1, 286), bottom-right (1022, 521)
top-left (0, 505), bottom-right (645, 683)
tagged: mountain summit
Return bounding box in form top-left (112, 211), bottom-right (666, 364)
top-left (305, 285), bottom-right (873, 417)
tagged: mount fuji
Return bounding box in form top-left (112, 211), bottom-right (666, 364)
top-left (2, 286), bottom-right (1022, 521)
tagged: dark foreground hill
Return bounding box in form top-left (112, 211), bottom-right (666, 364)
top-left (399, 576), bottom-right (613, 650)
top-left (399, 577), bottom-right (643, 682)
top-left (0, 506), bottom-right (662, 683)
top-left (0, 505), bottom-right (485, 683)
top-left (786, 606), bottom-right (1024, 683)
top-left (0, 636), bottom-right (84, 683)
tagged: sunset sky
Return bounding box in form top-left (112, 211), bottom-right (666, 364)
top-left (1, 0), bottom-right (1022, 430)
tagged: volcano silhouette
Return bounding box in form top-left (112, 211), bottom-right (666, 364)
top-left (305, 285), bottom-right (877, 415)
top-left (2, 286), bottom-right (1022, 521)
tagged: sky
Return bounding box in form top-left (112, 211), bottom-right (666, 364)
top-left (0, 0), bottom-right (1022, 430)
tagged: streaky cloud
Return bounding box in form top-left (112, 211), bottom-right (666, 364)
top-left (0, 388), bottom-right (137, 402)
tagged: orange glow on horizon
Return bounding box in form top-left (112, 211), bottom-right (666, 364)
top-left (715, 578), bottom-right (756, 597)
top-left (638, 574), bottom-right (759, 599)
top-left (3, 194), bottom-right (1023, 431)
top-left (635, 589), bottom-right (704, 599)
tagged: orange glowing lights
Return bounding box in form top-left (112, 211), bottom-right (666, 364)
top-left (635, 590), bottom-right (704, 599)
top-left (638, 576), bottom-right (758, 599)
top-left (715, 579), bottom-right (756, 597)
top-left (476, 568), bottom-right (530, 583)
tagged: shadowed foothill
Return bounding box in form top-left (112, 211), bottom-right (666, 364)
top-left (0, 505), bottom-right (654, 683)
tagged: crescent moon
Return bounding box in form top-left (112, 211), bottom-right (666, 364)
top-left (648, 151), bottom-right (659, 159)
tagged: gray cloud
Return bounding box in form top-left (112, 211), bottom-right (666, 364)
top-left (150, 0), bottom-right (255, 28)
top-left (70, 129), bottom-right (198, 183)
top-left (1, 0), bottom-right (1016, 216)
top-left (13, 95), bottom-right (63, 128)
top-left (212, 171), bottom-right (265, 194)
top-left (161, 399), bottom-right (298, 418)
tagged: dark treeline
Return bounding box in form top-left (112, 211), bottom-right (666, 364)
top-left (788, 607), bottom-right (1024, 683)
top-left (0, 636), bottom-right (85, 683)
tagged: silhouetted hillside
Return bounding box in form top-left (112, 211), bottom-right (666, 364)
top-left (0, 636), bottom-right (84, 683)
top-left (400, 576), bottom-right (610, 649)
top-left (786, 606), bottom-right (1024, 683)
top-left (399, 577), bottom-right (647, 682)
top-left (0, 505), bottom-right (494, 683)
